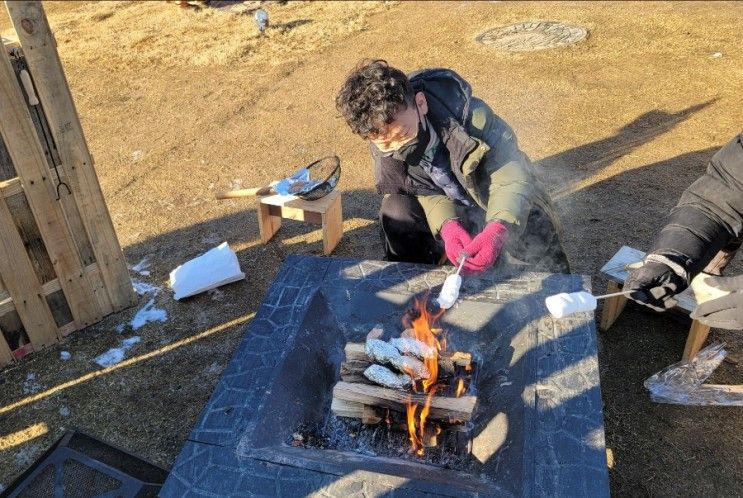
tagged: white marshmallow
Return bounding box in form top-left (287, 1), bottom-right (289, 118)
top-left (437, 274), bottom-right (462, 309)
top-left (545, 291), bottom-right (597, 318)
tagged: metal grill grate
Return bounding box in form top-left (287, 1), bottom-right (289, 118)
top-left (1, 430), bottom-right (167, 498)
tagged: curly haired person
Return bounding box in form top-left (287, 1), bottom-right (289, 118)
top-left (336, 60), bottom-right (569, 273)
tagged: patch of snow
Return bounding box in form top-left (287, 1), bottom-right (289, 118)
top-left (22, 372), bottom-right (42, 394)
top-left (60, 351), bottom-right (71, 361)
top-left (711, 52), bottom-right (723, 58)
top-left (59, 406), bottom-right (70, 417)
top-left (94, 336), bottom-right (141, 368)
top-left (14, 442), bottom-right (42, 468)
top-left (130, 299), bottom-right (167, 330)
top-left (132, 279), bottom-right (161, 296)
top-left (130, 257), bottom-right (152, 276)
top-left (115, 323), bottom-right (126, 334)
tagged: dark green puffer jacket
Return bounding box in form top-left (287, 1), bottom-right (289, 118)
top-left (371, 68), bottom-right (560, 239)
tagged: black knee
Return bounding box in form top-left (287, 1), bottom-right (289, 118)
top-left (379, 195), bottom-right (440, 264)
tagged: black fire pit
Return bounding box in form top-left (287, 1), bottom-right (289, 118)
top-left (161, 256), bottom-right (609, 497)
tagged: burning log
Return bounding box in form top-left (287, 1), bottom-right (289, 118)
top-left (332, 381), bottom-right (476, 423)
top-left (438, 351), bottom-right (473, 377)
top-left (340, 343), bottom-right (471, 383)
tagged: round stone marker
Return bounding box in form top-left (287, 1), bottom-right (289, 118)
top-left (476, 21), bottom-right (588, 52)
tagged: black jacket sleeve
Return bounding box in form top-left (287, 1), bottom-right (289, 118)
top-left (649, 131), bottom-right (743, 279)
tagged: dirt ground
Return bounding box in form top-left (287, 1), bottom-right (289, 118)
top-left (1, 1), bottom-right (742, 495)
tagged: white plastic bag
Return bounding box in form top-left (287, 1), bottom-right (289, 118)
top-left (169, 242), bottom-right (245, 300)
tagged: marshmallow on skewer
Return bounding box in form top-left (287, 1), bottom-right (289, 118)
top-left (436, 252), bottom-right (468, 309)
top-left (437, 274), bottom-right (463, 309)
top-left (545, 291), bottom-right (598, 318)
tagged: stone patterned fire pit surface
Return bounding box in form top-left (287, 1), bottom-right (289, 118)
top-left (161, 256), bottom-right (609, 497)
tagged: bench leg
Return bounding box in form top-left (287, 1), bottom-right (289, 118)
top-left (258, 202), bottom-right (281, 244)
top-left (599, 281), bottom-right (628, 332)
top-left (321, 194), bottom-right (343, 255)
top-left (682, 319), bottom-right (711, 361)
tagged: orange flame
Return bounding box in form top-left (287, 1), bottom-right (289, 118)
top-left (406, 401), bottom-right (421, 452)
top-left (455, 378), bottom-right (466, 397)
top-left (405, 296), bottom-right (446, 456)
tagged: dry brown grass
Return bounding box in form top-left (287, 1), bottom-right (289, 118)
top-left (1, 1), bottom-right (742, 495)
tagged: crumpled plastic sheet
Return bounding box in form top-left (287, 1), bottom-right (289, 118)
top-left (644, 342), bottom-right (743, 406)
top-left (274, 168), bottom-right (320, 196)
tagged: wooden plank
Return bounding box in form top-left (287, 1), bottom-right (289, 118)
top-left (0, 40), bottom-right (100, 327)
top-left (322, 192), bottom-right (342, 255)
top-left (5, 1), bottom-right (135, 312)
top-left (258, 201), bottom-right (281, 244)
top-left (0, 296), bottom-right (15, 318)
top-left (266, 204), bottom-right (323, 224)
top-left (0, 133), bottom-right (16, 181)
top-left (700, 384), bottom-right (743, 395)
top-left (0, 177), bottom-right (23, 197)
top-left (5, 192), bottom-right (57, 283)
top-left (0, 324), bottom-right (13, 367)
top-left (85, 263), bottom-right (113, 316)
top-left (0, 196), bottom-right (59, 347)
top-left (332, 381), bottom-right (476, 422)
top-left (682, 320), bottom-right (712, 361)
top-left (599, 280), bottom-right (628, 332)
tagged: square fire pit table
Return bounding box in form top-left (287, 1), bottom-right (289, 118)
top-left (161, 256), bottom-right (609, 497)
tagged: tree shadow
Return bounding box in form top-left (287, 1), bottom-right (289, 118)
top-left (536, 99), bottom-right (717, 195)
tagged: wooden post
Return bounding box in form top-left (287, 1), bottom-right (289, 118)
top-left (682, 320), bottom-right (712, 361)
top-left (599, 280), bottom-right (628, 332)
top-left (258, 202), bottom-right (282, 244)
top-left (5, 0), bottom-right (135, 311)
top-left (322, 192), bottom-right (342, 255)
top-left (0, 41), bottom-right (100, 328)
top-left (0, 326), bottom-right (13, 366)
top-left (0, 197), bottom-right (59, 348)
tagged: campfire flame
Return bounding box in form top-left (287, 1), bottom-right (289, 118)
top-left (405, 296), bottom-right (445, 455)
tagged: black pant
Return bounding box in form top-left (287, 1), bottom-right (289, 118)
top-left (379, 194), bottom-right (570, 273)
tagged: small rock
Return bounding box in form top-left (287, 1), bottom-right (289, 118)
top-left (711, 52), bottom-right (723, 58)
top-left (60, 351), bottom-right (71, 361)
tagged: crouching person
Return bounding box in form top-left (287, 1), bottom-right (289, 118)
top-left (336, 60), bottom-right (569, 273)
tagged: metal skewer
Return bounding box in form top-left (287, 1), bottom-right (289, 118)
top-left (594, 289), bottom-right (634, 300)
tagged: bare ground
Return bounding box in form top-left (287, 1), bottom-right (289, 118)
top-left (1, 1), bottom-right (742, 496)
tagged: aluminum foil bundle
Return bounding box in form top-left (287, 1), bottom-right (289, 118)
top-left (365, 338), bottom-right (430, 380)
top-left (390, 337), bottom-right (436, 360)
top-left (363, 364), bottom-right (412, 390)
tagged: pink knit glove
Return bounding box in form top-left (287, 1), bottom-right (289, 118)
top-left (439, 219), bottom-right (472, 266)
top-left (462, 222), bottom-right (509, 273)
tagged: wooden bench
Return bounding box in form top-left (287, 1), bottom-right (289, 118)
top-left (600, 246), bottom-right (727, 361)
top-left (257, 190), bottom-right (343, 255)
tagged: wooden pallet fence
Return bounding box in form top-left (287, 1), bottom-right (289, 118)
top-left (0, 1), bottom-right (136, 367)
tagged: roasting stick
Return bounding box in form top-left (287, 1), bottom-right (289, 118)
top-left (594, 289), bottom-right (634, 300)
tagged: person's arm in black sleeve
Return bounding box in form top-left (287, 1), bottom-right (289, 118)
top-left (624, 131), bottom-right (743, 311)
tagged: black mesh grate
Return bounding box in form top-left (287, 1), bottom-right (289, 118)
top-left (62, 460), bottom-right (122, 497)
top-left (15, 465), bottom-right (55, 498)
top-left (2, 430), bottom-right (167, 498)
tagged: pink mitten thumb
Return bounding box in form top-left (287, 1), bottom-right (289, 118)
top-left (439, 219), bottom-right (472, 266)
